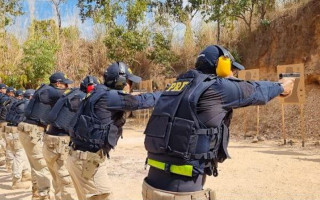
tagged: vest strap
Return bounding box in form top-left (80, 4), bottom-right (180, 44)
top-left (191, 151), bottom-right (216, 160)
top-left (196, 127), bottom-right (219, 135)
top-left (147, 158), bottom-right (193, 177)
top-left (93, 124), bottom-right (109, 129)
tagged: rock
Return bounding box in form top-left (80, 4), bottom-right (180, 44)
top-left (288, 139), bottom-right (297, 146)
top-left (252, 136), bottom-right (259, 143)
top-left (257, 136), bottom-right (265, 141)
top-left (315, 141), bottom-right (320, 146)
top-left (245, 131), bottom-right (256, 138)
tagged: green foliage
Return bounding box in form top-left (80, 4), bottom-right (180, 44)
top-left (147, 33), bottom-right (177, 70)
top-left (204, 0), bottom-right (276, 33)
top-left (20, 39), bottom-right (58, 88)
top-left (78, 1), bottom-right (151, 63)
top-left (61, 26), bottom-right (80, 41)
top-left (260, 19), bottom-right (271, 26)
top-left (104, 27), bottom-right (149, 64)
top-left (151, 0), bottom-right (203, 24)
top-left (78, 0), bottom-right (122, 28)
top-left (0, 0), bottom-right (23, 28)
top-left (19, 20), bottom-right (60, 89)
top-left (126, 0), bottom-right (149, 29)
top-left (30, 19), bottom-right (59, 43)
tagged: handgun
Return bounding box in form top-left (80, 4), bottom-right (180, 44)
top-left (279, 73), bottom-right (300, 79)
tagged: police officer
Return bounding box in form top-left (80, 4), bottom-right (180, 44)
top-left (6, 89), bottom-right (33, 189)
top-left (0, 83), bottom-right (8, 166)
top-left (43, 76), bottom-right (92, 200)
top-left (66, 62), bottom-right (161, 200)
top-left (142, 45), bottom-right (295, 200)
top-left (3, 87), bottom-right (16, 172)
top-left (18, 72), bottom-right (73, 200)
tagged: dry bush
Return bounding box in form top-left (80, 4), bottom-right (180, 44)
top-left (55, 26), bottom-right (108, 86)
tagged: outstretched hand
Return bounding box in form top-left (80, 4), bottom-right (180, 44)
top-left (279, 77), bottom-right (295, 97)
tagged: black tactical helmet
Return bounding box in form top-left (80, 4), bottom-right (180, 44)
top-left (80, 76), bottom-right (99, 93)
top-left (24, 89), bottom-right (35, 98)
top-left (104, 62), bottom-right (141, 90)
top-left (15, 89), bottom-right (24, 97)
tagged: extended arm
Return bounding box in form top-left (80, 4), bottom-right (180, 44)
top-left (107, 91), bottom-right (162, 111)
top-left (212, 79), bottom-right (284, 109)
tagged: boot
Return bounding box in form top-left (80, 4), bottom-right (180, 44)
top-left (38, 191), bottom-right (53, 200)
top-left (0, 159), bottom-right (5, 166)
top-left (21, 171), bottom-right (32, 182)
top-left (6, 161), bottom-right (13, 173)
top-left (32, 185), bottom-right (40, 200)
top-left (12, 177), bottom-right (30, 190)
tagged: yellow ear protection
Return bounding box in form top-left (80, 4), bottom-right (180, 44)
top-left (114, 62), bottom-right (127, 90)
top-left (215, 45), bottom-right (233, 77)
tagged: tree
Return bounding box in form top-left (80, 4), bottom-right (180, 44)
top-left (0, 0), bottom-right (23, 31)
top-left (204, 0), bottom-right (276, 34)
top-left (20, 20), bottom-right (59, 88)
top-left (202, 0), bottom-right (226, 43)
top-left (0, 0), bottom-right (23, 49)
top-left (0, 0), bottom-right (23, 86)
top-left (151, 0), bottom-right (203, 24)
top-left (78, 0), bottom-right (150, 65)
top-left (147, 33), bottom-right (177, 75)
top-left (50, 0), bottom-right (66, 31)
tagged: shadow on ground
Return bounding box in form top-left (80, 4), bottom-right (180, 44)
top-left (257, 150), bottom-right (307, 156)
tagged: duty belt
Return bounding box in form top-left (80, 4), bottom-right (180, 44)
top-left (147, 158), bottom-right (193, 177)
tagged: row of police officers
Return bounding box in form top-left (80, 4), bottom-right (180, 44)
top-left (0, 45), bottom-right (295, 200)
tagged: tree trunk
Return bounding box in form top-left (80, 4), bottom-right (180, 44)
top-left (217, 18), bottom-right (221, 44)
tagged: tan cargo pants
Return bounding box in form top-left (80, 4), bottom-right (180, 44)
top-left (5, 126), bottom-right (31, 181)
top-left (0, 122), bottom-right (7, 165)
top-left (66, 148), bottom-right (112, 200)
top-left (3, 125), bottom-right (14, 171)
top-left (42, 134), bottom-right (77, 200)
top-left (142, 179), bottom-right (216, 200)
top-left (18, 122), bottom-right (52, 197)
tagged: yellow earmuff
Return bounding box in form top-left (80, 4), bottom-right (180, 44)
top-left (215, 45), bottom-right (232, 77)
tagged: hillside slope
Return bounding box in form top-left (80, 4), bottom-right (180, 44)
top-left (237, 0), bottom-right (320, 76)
top-left (231, 0), bottom-right (320, 144)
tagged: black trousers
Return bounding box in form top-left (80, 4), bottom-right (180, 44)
top-left (146, 167), bottom-right (206, 192)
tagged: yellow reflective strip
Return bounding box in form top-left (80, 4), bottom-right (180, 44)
top-left (147, 159), bottom-right (193, 177)
top-left (147, 159), bottom-right (165, 170)
top-left (170, 164), bottom-right (193, 177)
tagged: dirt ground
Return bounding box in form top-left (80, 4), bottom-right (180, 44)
top-left (0, 126), bottom-right (319, 200)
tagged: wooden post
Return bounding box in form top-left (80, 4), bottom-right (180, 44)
top-left (243, 108), bottom-right (248, 139)
top-left (281, 104), bottom-right (286, 145)
top-left (300, 104), bottom-right (306, 147)
top-left (257, 106), bottom-right (260, 136)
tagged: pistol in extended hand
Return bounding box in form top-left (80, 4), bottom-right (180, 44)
top-left (279, 73), bottom-right (300, 79)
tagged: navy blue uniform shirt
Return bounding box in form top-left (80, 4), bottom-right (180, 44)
top-left (197, 78), bottom-right (283, 128)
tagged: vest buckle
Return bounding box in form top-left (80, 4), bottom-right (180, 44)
top-left (164, 163), bottom-right (171, 173)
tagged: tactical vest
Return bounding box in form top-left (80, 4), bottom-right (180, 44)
top-left (71, 85), bottom-right (121, 153)
top-left (3, 97), bottom-right (16, 121)
top-left (6, 99), bottom-right (27, 126)
top-left (0, 95), bottom-right (10, 121)
top-left (48, 88), bottom-right (85, 132)
top-left (25, 84), bottom-right (59, 126)
top-left (144, 70), bottom-right (230, 177)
